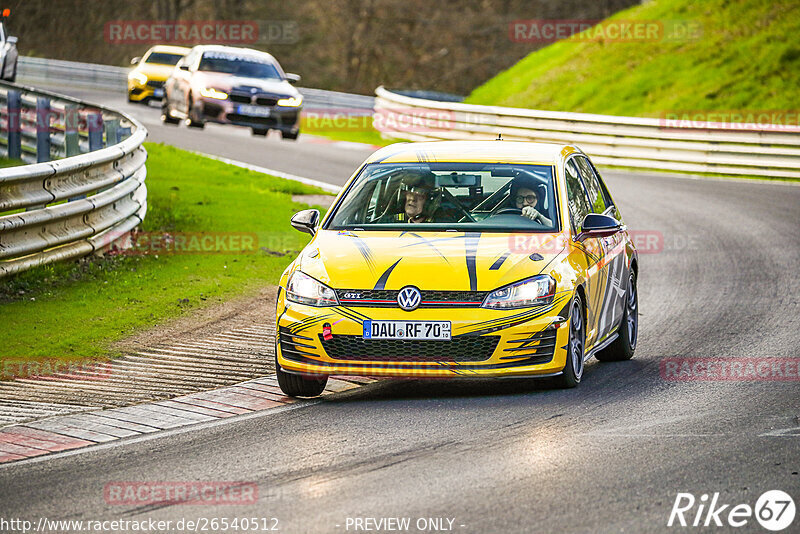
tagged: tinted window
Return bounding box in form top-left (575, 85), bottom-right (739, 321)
top-left (565, 159), bottom-right (592, 232)
top-left (575, 156), bottom-right (610, 214)
top-left (198, 53), bottom-right (281, 79)
top-left (144, 52), bottom-right (184, 65)
top-left (326, 162), bottom-right (558, 232)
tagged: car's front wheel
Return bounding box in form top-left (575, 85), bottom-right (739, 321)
top-left (555, 293), bottom-right (585, 388)
top-left (161, 99), bottom-right (180, 124)
top-left (275, 345), bottom-right (328, 397)
top-left (596, 270), bottom-right (638, 362)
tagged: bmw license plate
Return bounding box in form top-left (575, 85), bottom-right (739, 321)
top-left (153, 88), bottom-right (165, 98)
top-left (363, 320), bottom-right (451, 340)
top-left (237, 104), bottom-right (271, 117)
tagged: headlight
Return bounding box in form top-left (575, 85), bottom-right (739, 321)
top-left (129, 72), bottom-right (147, 85)
top-left (199, 87), bottom-right (229, 100)
top-left (482, 275), bottom-right (555, 309)
top-left (286, 271), bottom-right (339, 307)
top-left (277, 96), bottom-right (303, 107)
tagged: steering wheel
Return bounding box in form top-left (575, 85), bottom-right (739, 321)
top-left (494, 207), bottom-right (523, 216)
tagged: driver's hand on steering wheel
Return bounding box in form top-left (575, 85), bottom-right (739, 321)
top-left (522, 206), bottom-right (543, 222)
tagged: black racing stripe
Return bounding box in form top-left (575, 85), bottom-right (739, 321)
top-left (335, 308), bottom-right (368, 325)
top-left (465, 232), bottom-right (481, 292)
top-left (400, 233), bottom-right (451, 264)
top-left (374, 259), bottom-right (402, 290)
top-left (348, 234), bottom-right (376, 273)
top-left (489, 251), bottom-right (510, 271)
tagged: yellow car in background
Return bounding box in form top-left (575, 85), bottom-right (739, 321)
top-left (127, 45), bottom-right (190, 103)
top-left (276, 141), bottom-right (640, 397)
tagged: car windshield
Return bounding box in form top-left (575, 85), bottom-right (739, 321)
top-left (326, 162), bottom-right (559, 232)
top-left (198, 52), bottom-right (281, 79)
top-left (144, 52), bottom-right (183, 65)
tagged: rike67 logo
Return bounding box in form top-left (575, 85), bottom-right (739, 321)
top-left (668, 490), bottom-right (795, 531)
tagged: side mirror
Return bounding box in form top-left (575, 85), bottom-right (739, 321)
top-left (7, 36), bottom-right (17, 45)
top-left (285, 73), bottom-right (301, 84)
top-left (130, 57), bottom-right (141, 65)
top-left (178, 64), bottom-right (190, 71)
top-left (576, 213), bottom-right (621, 242)
top-left (291, 209), bottom-right (319, 236)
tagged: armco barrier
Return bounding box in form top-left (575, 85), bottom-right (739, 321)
top-left (18, 56), bottom-right (375, 111)
top-left (0, 81), bottom-right (147, 277)
top-left (374, 87), bottom-right (800, 179)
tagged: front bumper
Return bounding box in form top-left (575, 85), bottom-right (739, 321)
top-left (196, 97), bottom-right (300, 133)
top-left (128, 79), bottom-right (166, 101)
top-left (276, 291), bottom-right (572, 379)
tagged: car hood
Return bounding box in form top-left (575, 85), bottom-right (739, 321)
top-left (297, 230), bottom-right (566, 292)
top-left (194, 72), bottom-right (298, 96)
top-left (134, 64), bottom-right (177, 81)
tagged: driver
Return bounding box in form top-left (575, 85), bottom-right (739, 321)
top-left (509, 176), bottom-right (552, 226)
top-left (381, 170), bottom-right (441, 223)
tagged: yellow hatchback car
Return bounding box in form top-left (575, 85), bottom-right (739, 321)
top-left (276, 141), bottom-right (639, 396)
top-left (127, 45), bottom-right (190, 103)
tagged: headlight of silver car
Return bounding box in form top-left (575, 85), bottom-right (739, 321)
top-left (482, 275), bottom-right (555, 309)
top-left (286, 271), bottom-right (339, 307)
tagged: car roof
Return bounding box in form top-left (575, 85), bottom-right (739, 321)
top-left (147, 45), bottom-right (191, 54)
top-left (365, 140), bottom-right (580, 165)
top-left (192, 45), bottom-right (277, 62)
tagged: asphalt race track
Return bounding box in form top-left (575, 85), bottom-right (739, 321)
top-left (1, 85), bottom-right (798, 533)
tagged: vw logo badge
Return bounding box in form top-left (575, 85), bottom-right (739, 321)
top-left (397, 286), bottom-right (421, 311)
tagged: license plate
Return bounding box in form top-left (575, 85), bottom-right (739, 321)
top-left (237, 104), bottom-right (271, 117)
top-left (153, 88), bottom-right (164, 98)
top-left (363, 320), bottom-right (451, 340)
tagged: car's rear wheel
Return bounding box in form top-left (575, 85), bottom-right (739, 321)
top-left (161, 99), bottom-right (180, 125)
top-left (275, 345), bottom-right (328, 397)
top-left (555, 293), bottom-right (585, 388)
top-left (282, 130), bottom-right (299, 141)
top-left (596, 270), bottom-right (638, 362)
top-left (252, 128), bottom-right (268, 136)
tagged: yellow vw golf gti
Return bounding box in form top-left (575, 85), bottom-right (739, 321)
top-left (276, 141), bottom-right (639, 396)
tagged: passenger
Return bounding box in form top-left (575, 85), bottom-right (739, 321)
top-left (380, 170), bottom-right (441, 223)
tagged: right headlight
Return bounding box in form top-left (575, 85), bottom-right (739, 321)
top-left (482, 275), bottom-right (555, 309)
top-left (286, 271), bottom-right (339, 307)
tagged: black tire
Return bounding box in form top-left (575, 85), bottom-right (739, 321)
top-left (252, 128), bottom-right (268, 136)
top-left (185, 95), bottom-right (205, 129)
top-left (161, 100), bottom-right (180, 125)
top-left (282, 130), bottom-right (299, 141)
top-left (554, 293), bottom-right (585, 388)
top-left (8, 61), bottom-right (16, 83)
top-left (596, 270), bottom-right (638, 362)
top-left (275, 345), bottom-right (327, 397)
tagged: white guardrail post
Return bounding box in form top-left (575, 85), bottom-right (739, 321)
top-left (0, 81), bottom-right (147, 277)
top-left (374, 87), bottom-right (800, 179)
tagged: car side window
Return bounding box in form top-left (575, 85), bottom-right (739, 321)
top-left (564, 159), bottom-right (592, 232)
top-left (575, 156), bottom-right (611, 214)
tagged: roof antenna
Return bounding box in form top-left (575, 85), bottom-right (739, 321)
top-left (496, 133), bottom-right (503, 141)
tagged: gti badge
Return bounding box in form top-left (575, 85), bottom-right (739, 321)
top-left (397, 286), bottom-right (421, 311)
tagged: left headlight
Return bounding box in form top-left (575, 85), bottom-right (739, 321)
top-left (277, 96), bottom-right (303, 107)
top-left (286, 271), bottom-right (339, 307)
top-left (482, 275), bottom-right (555, 309)
top-left (129, 72), bottom-right (148, 85)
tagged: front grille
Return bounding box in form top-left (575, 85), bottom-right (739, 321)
top-left (320, 335), bottom-right (499, 363)
top-left (500, 328), bottom-right (557, 365)
top-left (226, 114), bottom-right (278, 126)
top-left (256, 96), bottom-right (278, 106)
top-left (146, 80), bottom-right (164, 88)
top-left (229, 94), bottom-right (252, 104)
top-left (336, 289), bottom-right (486, 308)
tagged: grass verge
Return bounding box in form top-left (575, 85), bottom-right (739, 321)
top-left (0, 142), bottom-right (333, 361)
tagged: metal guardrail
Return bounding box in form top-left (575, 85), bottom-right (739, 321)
top-left (375, 87), bottom-right (800, 179)
top-left (18, 56), bottom-right (376, 111)
top-left (0, 81), bottom-right (147, 277)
